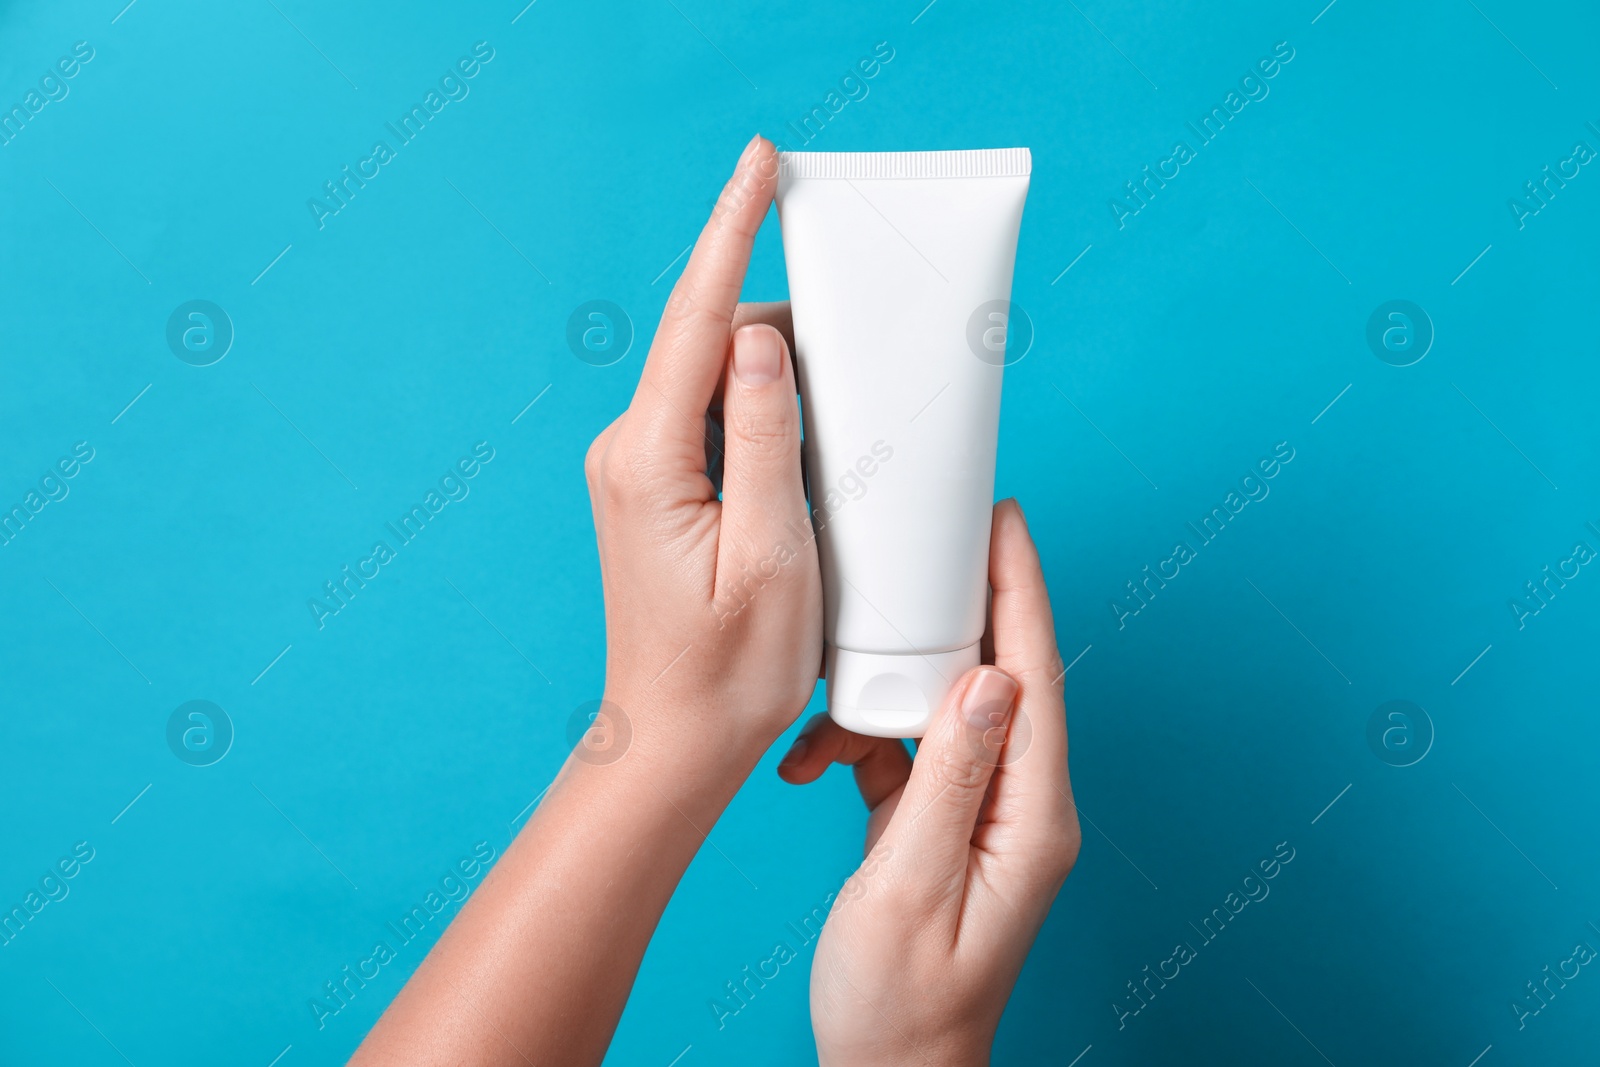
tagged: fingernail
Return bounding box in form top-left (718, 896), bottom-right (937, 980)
top-left (778, 734), bottom-right (808, 770)
top-left (734, 326), bottom-right (782, 386)
top-left (738, 134), bottom-right (761, 167)
top-left (962, 668), bottom-right (1018, 730)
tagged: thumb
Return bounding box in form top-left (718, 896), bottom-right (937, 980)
top-left (881, 666), bottom-right (1019, 884)
top-left (716, 323), bottom-right (807, 563)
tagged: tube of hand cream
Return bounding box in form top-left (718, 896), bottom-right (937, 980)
top-left (775, 148), bottom-right (1031, 738)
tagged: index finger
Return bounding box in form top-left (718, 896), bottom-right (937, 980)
top-left (629, 136), bottom-right (779, 445)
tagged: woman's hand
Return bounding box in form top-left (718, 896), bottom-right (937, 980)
top-left (586, 135), bottom-right (821, 773)
top-left (352, 136), bottom-right (821, 1067)
top-left (778, 500), bottom-right (1080, 1067)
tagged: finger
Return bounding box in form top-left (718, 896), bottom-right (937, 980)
top-left (708, 302), bottom-right (795, 409)
top-left (717, 324), bottom-right (808, 556)
top-left (629, 137), bottom-right (778, 465)
top-left (879, 666), bottom-right (1019, 881)
top-left (980, 500), bottom-right (1079, 863)
top-left (780, 713), bottom-right (911, 856)
top-left (705, 303), bottom-right (791, 496)
top-left (709, 301), bottom-right (796, 413)
top-left (777, 714), bottom-right (912, 811)
top-left (731, 301), bottom-right (794, 366)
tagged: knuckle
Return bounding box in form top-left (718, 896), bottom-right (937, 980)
top-left (1046, 824), bottom-right (1082, 879)
top-left (1039, 650), bottom-right (1067, 686)
top-left (1034, 807), bottom-right (1082, 881)
top-left (727, 406), bottom-right (794, 454)
top-left (926, 745), bottom-right (988, 797)
top-left (583, 434), bottom-right (609, 486)
top-left (1011, 658), bottom-right (1068, 702)
top-left (585, 418), bottom-right (626, 495)
top-left (666, 285), bottom-right (730, 334)
top-left (598, 445), bottom-right (647, 505)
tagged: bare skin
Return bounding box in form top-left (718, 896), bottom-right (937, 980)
top-left (780, 502), bottom-right (1081, 1067)
top-left (351, 136), bottom-right (1078, 1067)
top-left (352, 134), bottom-right (820, 1067)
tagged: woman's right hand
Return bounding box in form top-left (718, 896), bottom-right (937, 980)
top-left (777, 500), bottom-right (1081, 1066)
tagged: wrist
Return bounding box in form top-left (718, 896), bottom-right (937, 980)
top-left (814, 1001), bottom-right (996, 1067)
top-left (510, 737), bottom-right (747, 924)
top-left (566, 694), bottom-right (763, 829)
top-left (817, 1040), bottom-right (990, 1067)
top-left (596, 686), bottom-right (777, 785)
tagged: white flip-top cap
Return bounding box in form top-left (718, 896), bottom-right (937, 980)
top-left (825, 644), bottom-right (982, 738)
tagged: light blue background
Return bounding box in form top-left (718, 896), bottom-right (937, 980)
top-left (2, 1), bottom-right (1597, 1064)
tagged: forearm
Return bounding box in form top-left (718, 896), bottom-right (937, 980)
top-left (354, 137), bottom-right (815, 1065)
top-left (352, 735), bottom-right (752, 1066)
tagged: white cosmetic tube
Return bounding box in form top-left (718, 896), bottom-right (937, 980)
top-left (775, 148), bottom-right (1031, 738)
